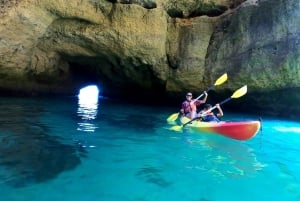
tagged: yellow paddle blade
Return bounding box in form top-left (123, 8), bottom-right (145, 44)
top-left (231, 85), bottom-right (247, 99)
top-left (214, 73), bottom-right (228, 86)
top-left (169, 125), bottom-right (183, 132)
top-left (167, 112), bottom-right (179, 122)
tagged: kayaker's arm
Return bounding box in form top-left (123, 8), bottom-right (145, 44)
top-left (216, 104), bottom-right (223, 118)
top-left (202, 91), bottom-right (208, 103)
top-left (180, 109), bottom-right (185, 116)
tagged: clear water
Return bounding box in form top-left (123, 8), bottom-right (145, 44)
top-left (0, 96), bottom-right (300, 201)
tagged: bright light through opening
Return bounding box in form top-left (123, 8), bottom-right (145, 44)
top-left (78, 85), bottom-right (99, 104)
top-left (77, 85), bottom-right (99, 133)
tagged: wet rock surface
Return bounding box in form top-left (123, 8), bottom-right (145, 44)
top-left (0, 0), bottom-right (299, 119)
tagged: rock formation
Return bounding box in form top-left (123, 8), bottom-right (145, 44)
top-left (0, 0), bottom-right (299, 119)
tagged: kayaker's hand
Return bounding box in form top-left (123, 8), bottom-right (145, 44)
top-left (204, 91), bottom-right (208, 96)
top-left (216, 103), bottom-right (223, 117)
top-left (198, 112), bottom-right (205, 117)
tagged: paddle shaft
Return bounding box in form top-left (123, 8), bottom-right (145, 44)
top-left (193, 85), bottom-right (215, 101)
top-left (182, 97), bottom-right (232, 127)
top-left (194, 73), bottom-right (227, 101)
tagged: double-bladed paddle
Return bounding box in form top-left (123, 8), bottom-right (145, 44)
top-left (166, 73), bottom-right (228, 123)
top-left (169, 85), bottom-right (248, 131)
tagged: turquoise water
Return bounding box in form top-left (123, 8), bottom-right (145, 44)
top-left (0, 96), bottom-right (300, 201)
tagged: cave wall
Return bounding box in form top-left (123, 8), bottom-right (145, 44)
top-left (0, 0), bottom-right (300, 119)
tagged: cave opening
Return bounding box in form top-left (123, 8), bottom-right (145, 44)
top-left (66, 59), bottom-right (107, 99)
top-left (78, 85), bottom-right (100, 102)
top-left (66, 58), bottom-right (168, 106)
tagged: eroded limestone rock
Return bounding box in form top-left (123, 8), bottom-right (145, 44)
top-left (0, 0), bottom-right (299, 118)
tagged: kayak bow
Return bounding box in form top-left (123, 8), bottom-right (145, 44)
top-left (180, 117), bottom-right (261, 140)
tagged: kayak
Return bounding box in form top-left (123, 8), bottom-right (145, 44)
top-left (180, 117), bottom-right (261, 140)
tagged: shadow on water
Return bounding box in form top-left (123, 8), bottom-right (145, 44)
top-left (0, 100), bottom-right (81, 188)
top-left (101, 113), bottom-right (160, 133)
top-left (136, 165), bottom-right (172, 188)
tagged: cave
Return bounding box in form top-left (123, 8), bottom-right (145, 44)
top-left (66, 57), bottom-right (168, 106)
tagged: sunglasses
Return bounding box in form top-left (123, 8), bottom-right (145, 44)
top-left (186, 95), bottom-right (192, 97)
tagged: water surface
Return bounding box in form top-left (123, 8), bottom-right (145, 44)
top-left (0, 97), bottom-right (299, 201)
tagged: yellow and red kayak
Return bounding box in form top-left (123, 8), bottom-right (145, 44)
top-left (180, 117), bottom-right (261, 140)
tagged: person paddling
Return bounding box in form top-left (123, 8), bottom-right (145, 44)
top-left (180, 91), bottom-right (208, 119)
top-left (198, 103), bottom-right (223, 123)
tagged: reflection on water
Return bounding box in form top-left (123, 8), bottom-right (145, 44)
top-left (182, 134), bottom-right (266, 179)
top-left (77, 85), bottom-right (99, 132)
top-left (274, 126), bottom-right (300, 133)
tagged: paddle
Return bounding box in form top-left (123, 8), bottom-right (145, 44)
top-left (166, 73), bottom-right (228, 123)
top-left (169, 85), bottom-right (247, 131)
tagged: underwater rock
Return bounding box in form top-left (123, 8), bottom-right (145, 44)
top-left (0, 102), bottom-right (82, 188)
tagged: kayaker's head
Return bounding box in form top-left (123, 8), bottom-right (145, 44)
top-left (204, 104), bottom-right (212, 110)
top-left (186, 92), bottom-right (193, 101)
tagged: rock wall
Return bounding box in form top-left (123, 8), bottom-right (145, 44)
top-left (0, 0), bottom-right (299, 119)
top-left (205, 0), bottom-right (300, 118)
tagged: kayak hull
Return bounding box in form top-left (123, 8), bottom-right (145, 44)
top-left (180, 117), bottom-right (261, 140)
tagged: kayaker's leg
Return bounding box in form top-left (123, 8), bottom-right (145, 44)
top-left (185, 112), bottom-right (192, 119)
